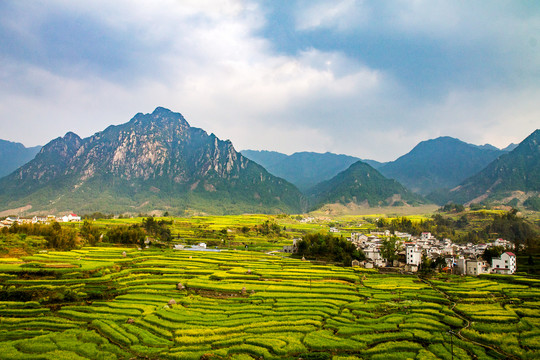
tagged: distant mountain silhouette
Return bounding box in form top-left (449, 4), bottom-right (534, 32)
top-left (240, 150), bottom-right (383, 191)
top-left (379, 136), bottom-right (505, 195)
top-left (438, 129), bottom-right (540, 205)
top-left (0, 139), bottom-right (41, 178)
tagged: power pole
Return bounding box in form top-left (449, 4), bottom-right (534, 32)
top-left (448, 330), bottom-right (455, 360)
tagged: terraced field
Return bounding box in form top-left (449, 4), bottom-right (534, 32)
top-left (0, 247), bottom-right (538, 359)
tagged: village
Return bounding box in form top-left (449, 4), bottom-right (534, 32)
top-left (1, 214), bottom-right (518, 277)
top-left (354, 230), bottom-right (517, 276)
top-left (283, 229), bottom-right (517, 276)
top-left (0, 213), bottom-right (82, 227)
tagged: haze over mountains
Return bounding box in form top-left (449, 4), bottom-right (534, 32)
top-left (437, 129), bottom-right (540, 206)
top-left (240, 150), bottom-right (365, 191)
top-left (0, 140), bottom-right (41, 178)
top-left (377, 136), bottom-right (506, 195)
top-left (0, 107), bottom-right (537, 215)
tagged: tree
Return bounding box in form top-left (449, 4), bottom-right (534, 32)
top-left (80, 220), bottom-right (101, 246)
top-left (296, 233), bottom-right (365, 264)
top-left (482, 246), bottom-right (504, 263)
top-left (380, 236), bottom-right (400, 264)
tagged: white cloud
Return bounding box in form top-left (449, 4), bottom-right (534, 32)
top-left (0, 0), bottom-right (539, 163)
top-left (0, 1), bottom-right (387, 154)
top-left (295, 0), bottom-right (369, 31)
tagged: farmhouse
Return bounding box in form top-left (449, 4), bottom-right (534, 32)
top-left (405, 244), bottom-right (422, 267)
top-left (491, 252), bottom-right (517, 274)
top-left (282, 238), bottom-right (299, 253)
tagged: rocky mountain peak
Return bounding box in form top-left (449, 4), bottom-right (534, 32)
top-left (0, 108), bottom-right (303, 214)
top-left (128, 107), bottom-right (190, 129)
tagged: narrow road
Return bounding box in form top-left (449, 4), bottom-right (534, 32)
top-left (418, 276), bottom-right (518, 360)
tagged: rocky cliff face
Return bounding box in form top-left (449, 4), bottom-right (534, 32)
top-left (0, 107), bottom-right (303, 215)
top-left (12, 132), bottom-right (82, 184)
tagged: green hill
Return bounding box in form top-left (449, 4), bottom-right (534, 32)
top-left (241, 150), bottom-right (384, 191)
top-left (307, 160), bottom-right (425, 210)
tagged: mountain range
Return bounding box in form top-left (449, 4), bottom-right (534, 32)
top-left (438, 129), bottom-right (540, 205)
top-left (378, 136), bottom-right (506, 195)
top-left (0, 107), bottom-right (537, 215)
top-left (0, 140), bottom-right (41, 178)
top-left (0, 108), bottom-right (303, 215)
top-left (307, 161), bottom-right (425, 210)
top-left (240, 150), bottom-right (369, 191)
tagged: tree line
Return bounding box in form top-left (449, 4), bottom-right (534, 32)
top-left (2, 217), bottom-right (172, 250)
top-left (296, 233), bottom-right (365, 266)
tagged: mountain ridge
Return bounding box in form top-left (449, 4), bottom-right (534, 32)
top-left (0, 108), bottom-right (303, 215)
top-left (307, 160), bottom-right (425, 211)
top-left (240, 150), bottom-right (384, 191)
top-left (438, 129), bottom-right (540, 205)
top-left (379, 136), bottom-right (505, 195)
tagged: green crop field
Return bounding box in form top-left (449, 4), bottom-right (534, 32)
top-left (0, 245), bottom-right (539, 360)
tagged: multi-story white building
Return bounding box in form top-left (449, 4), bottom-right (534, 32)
top-left (406, 244), bottom-right (422, 266)
top-left (492, 252), bottom-right (517, 274)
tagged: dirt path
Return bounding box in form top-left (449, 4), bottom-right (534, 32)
top-left (418, 276), bottom-right (518, 360)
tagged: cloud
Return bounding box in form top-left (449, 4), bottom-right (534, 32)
top-left (0, 0), bottom-right (539, 163)
top-left (0, 0), bottom-right (390, 154)
top-left (295, 0), bottom-right (369, 32)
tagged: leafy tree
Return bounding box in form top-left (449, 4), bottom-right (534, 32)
top-left (486, 210), bottom-right (537, 250)
top-left (524, 196), bottom-right (540, 211)
top-left (439, 203), bottom-right (465, 213)
top-left (142, 217), bottom-right (172, 242)
top-left (296, 233), bottom-right (364, 265)
top-left (255, 220), bottom-right (281, 236)
top-left (106, 225), bottom-right (145, 245)
top-left (80, 220), bottom-right (101, 246)
top-left (456, 215), bottom-right (469, 228)
top-left (482, 246), bottom-right (504, 263)
top-left (376, 217), bottom-right (388, 228)
top-left (380, 236), bottom-right (400, 263)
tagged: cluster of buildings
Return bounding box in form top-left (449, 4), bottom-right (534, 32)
top-left (348, 231), bottom-right (517, 275)
top-left (0, 213), bottom-right (82, 228)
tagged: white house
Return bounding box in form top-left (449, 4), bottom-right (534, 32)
top-left (406, 244), bottom-right (422, 266)
top-left (67, 213), bottom-right (81, 222)
top-left (364, 247), bottom-right (385, 267)
top-left (60, 213), bottom-right (81, 222)
top-left (492, 252), bottom-right (516, 274)
top-left (364, 247), bottom-right (382, 261)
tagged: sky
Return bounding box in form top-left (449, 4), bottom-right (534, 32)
top-left (0, 0), bottom-right (539, 162)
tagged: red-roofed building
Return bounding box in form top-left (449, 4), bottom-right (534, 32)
top-left (492, 252), bottom-right (516, 274)
top-left (60, 213), bottom-right (81, 222)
